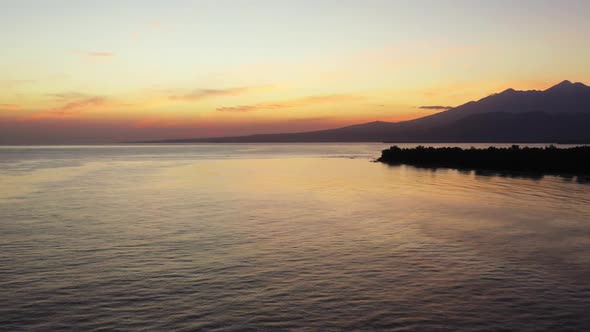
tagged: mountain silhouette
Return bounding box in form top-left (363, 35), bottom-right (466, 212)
top-left (144, 80), bottom-right (590, 143)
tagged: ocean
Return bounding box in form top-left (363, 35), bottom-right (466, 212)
top-left (1, 143), bottom-right (589, 331)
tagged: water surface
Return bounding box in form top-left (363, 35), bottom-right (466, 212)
top-left (1, 144), bottom-right (589, 331)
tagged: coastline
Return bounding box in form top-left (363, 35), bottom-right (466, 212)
top-left (377, 145), bottom-right (590, 180)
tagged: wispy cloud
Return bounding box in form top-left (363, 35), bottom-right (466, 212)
top-left (48, 92), bottom-right (93, 100)
top-left (0, 103), bottom-right (21, 110)
top-left (89, 52), bottom-right (114, 57)
top-left (0, 79), bottom-right (34, 88)
top-left (170, 87), bottom-right (251, 101)
top-left (216, 105), bottom-right (261, 113)
top-left (170, 85), bottom-right (278, 101)
top-left (74, 51), bottom-right (115, 57)
top-left (149, 20), bottom-right (162, 29)
top-left (130, 20), bottom-right (164, 42)
top-left (21, 96), bottom-right (108, 120)
top-left (217, 94), bottom-right (365, 112)
top-left (418, 105), bottom-right (454, 110)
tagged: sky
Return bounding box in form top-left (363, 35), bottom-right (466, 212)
top-left (1, 0), bottom-right (590, 144)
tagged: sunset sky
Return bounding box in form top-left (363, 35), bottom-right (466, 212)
top-left (1, 0), bottom-right (590, 144)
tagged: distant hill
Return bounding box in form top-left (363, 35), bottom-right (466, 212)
top-left (395, 112), bottom-right (590, 143)
top-left (142, 80), bottom-right (590, 143)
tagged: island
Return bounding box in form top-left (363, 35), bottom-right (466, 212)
top-left (377, 145), bottom-right (590, 178)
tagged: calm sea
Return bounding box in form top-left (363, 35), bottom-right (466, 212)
top-left (1, 143), bottom-right (589, 331)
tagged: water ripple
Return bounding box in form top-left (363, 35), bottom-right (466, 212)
top-left (1, 144), bottom-right (589, 331)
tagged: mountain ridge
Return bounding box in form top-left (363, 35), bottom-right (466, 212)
top-left (139, 80), bottom-right (590, 143)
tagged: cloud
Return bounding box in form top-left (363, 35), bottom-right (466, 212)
top-left (21, 96), bottom-right (108, 120)
top-left (418, 105), bottom-right (454, 110)
top-left (149, 21), bottom-right (162, 29)
top-left (170, 87), bottom-right (251, 101)
top-left (0, 79), bottom-right (34, 88)
top-left (47, 92), bottom-right (92, 100)
top-left (0, 104), bottom-right (20, 110)
top-left (216, 105), bottom-right (262, 113)
top-left (129, 20), bottom-right (164, 42)
top-left (170, 85), bottom-right (278, 101)
top-left (74, 51), bottom-right (115, 57)
top-left (88, 52), bottom-right (114, 57)
top-left (217, 94), bottom-right (366, 112)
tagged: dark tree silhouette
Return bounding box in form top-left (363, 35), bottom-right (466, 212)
top-left (378, 145), bottom-right (590, 177)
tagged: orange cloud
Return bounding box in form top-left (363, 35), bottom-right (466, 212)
top-left (0, 103), bottom-right (20, 110)
top-left (74, 51), bottom-right (115, 57)
top-left (217, 94), bottom-right (366, 112)
top-left (170, 87), bottom-right (251, 101)
top-left (169, 85), bottom-right (278, 101)
top-left (0, 80), bottom-right (34, 88)
top-left (89, 52), bottom-right (113, 57)
top-left (48, 92), bottom-right (92, 100)
top-left (216, 105), bottom-right (261, 113)
top-left (149, 21), bottom-right (162, 29)
top-left (21, 96), bottom-right (108, 120)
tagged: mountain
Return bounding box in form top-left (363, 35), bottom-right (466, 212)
top-left (153, 121), bottom-right (400, 143)
top-left (144, 80), bottom-right (590, 143)
top-left (405, 112), bottom-right (590, 143)
top-left (412, 80), bottom-right (590, 126)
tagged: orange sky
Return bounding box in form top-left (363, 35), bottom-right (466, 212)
top-left (1, 1), bottom-right (590, 144)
